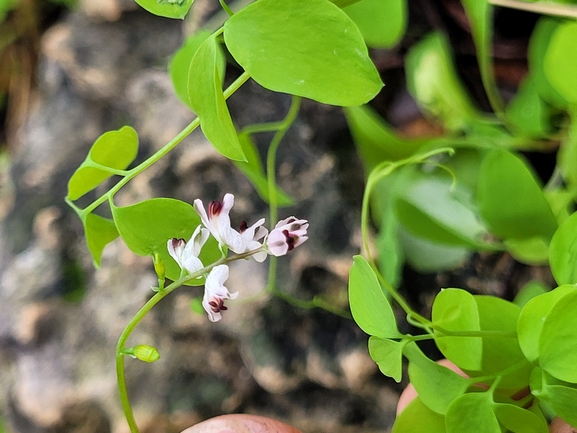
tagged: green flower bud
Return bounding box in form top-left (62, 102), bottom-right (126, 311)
top-left (132, 345), bottom-right (160, 363)
top-left (153, 252), bottom-right (165, 281)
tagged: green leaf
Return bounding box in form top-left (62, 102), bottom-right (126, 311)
top-left (404, 342), bottom-right (470, 414)
top-left (368, 337), bottom-right (404, 382)
top-left (474, 296), bottom-right (532, 390)
top-left (460, 0), bottom-right (503, 113)
top-left (477, 150), bottom-right (557, 241)
top-left (232, 133), bottom-right (294, 206)
top-left (550, 211), bottom-right (577, 285)
top-left (188, 34), bottom-right (245, 161)
top-left (531, 368), bottom-right (577, 428)
top-left (344, 0), bottom-right (407, 48)
top-left (223, 0), bottom-right (383, 107)
top-left (528, 18), bottom-right (568, 109)
top-left (399, 224), bottom-right (470, 272)
top-left (343, 105), bottom-right (425, 169)
top-left (506, 74), bottom-right (551, 138)
top-left (538, 289), bottom-right (577, 382)
top-left (392, 396), bottom-right (446, 433)
top-left (405, 32), bottom-right (484, 131)
top-left (67, 126), bottom-right (138, 201)
top-left (394, 171), bottom-right (491, 249)
top-left (432, 288), bottom-right (482, 371)
top-left (503, 236), bottom-right (550, 265)
top-left (517, 284), bottom-right (576, 363)
top-left (513, 280), bottom-right (550, 308)
top-left (83, 213), bottom-right (119, 268)
top-left (445, 393), bottom-right (501, 433)
top-left (493, 403), bottom-right (548, 433)
top-left (544, 20), bottom-right (577, 104)
top-left (111, 198), bottom-right (220, 285)
top-left (134, 0), bottom-right (193, 19)
top-left (169, 31), bottom-right (225, 110)
top-left (348, 255), bottom-right (400, 338)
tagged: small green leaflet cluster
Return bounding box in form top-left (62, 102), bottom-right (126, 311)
top-left (66, 0), bottom-right (383, 276)
top-left (345, 6), bottom-right (577, 286)
top-left (349, 255), bottom-right (577, 432)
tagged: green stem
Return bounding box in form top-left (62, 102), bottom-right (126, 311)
top-left (360, 148), bottom-right (455, 327)
top-left (265, 95), bottom-right (301, 289)
top-left (116, 247), bottom-right (265, 433)
top-left (266, 95), bottom-right (301, 228)
top-left (79, 72), bottom-right (251, 218)
top-left (218, 0), bottom-right (234, 16)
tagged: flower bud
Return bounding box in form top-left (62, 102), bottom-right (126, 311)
top-left (132, 345), bottom-right (161, 363)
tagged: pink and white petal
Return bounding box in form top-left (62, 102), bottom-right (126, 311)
top-left (267, 229), bottom-right (290, 256)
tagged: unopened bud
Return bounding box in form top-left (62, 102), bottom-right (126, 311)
top-left (132, 345), bottom-right (160, 363)
top-left (153, 252), bottom-right (165, 289)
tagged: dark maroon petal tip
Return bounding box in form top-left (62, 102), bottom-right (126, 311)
top-left (208, 200), bottom-right (223, 217)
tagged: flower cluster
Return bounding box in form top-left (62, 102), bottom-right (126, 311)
top-left (167, 193), bottom-right (308, 322)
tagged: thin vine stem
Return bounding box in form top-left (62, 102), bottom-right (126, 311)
top-left (72, 71), bottom-right (251, 219)
top-left (265, 95), bottom-right (301, 290)
top-left (360, 148), bottom-right (455, 327)
top-left (116, 247), bottom-right (265, 433)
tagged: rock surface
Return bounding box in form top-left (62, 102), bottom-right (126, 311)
top-left (0, 3), bottom-right (397, 433)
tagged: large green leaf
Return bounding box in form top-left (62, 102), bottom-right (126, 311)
top-left (477, 150), bottom-right (557, 241)
top-left (517, 284), bottom-right (576, 363)
top-left (506, 74), bottom-right (552, 138)
top-left (432, 288), bottom-right (482, 371)
top-left (398, 225), bottom-right (470, 272)
top-left (348, 255), bottom-right (400, 338)
top-left (544, 20), bottom-right (577, 104)
top-left (223, 0), bottom-right (383, 107)
top-left (83, 213), bottom-right (119, 268)
top-left (550, 212), bottom-right (577, 285)
top-left (134, 0), bottom-right (193, 19)
top-left (474, 296), bottom-right (532, 390)
top-left (538, 289), bottom-right (577, 382)
top-left (405, 32), bottom-right (483, 131)
top-left (404, 342), bottom-right (470, 414)
top-left (460, 0), bottom-right (503, 113)
top-left (188, 34), bottom-right (245, 161)
top-left (394, 171), bottom-right (491, 249)
top-left (111, 198), bottom-right (220, 285)
top-left (169, 31), bottom-right (225, 110)
top-left (528, 18), bottom-right (567, 109)
top-left (67, 126), bottom-right (138, 200)
top-left (344, 0), bottom-right (407, 48)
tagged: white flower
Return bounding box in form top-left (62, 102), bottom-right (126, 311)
top-left (267, 217), bottom-right (309, 256)
top-left (167, 225), bottom-right (209, 274)
top-left (202, 265), bottom-right (238, 322)
top-left (239, 218), bottom-right (268, 262)
top-left (194, 193), bottom-right (267, 258)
